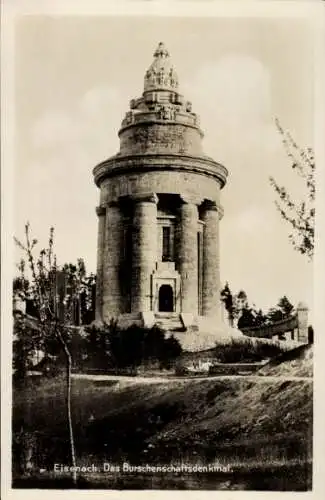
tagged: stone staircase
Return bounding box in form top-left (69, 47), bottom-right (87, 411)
top-left (154, 313), bottom-right (185, 332)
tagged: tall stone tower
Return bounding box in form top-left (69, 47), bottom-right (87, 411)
top-left (93, 42), bottom-right (230, 345)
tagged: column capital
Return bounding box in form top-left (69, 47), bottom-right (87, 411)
top-left (202, 200), bottom-right (224, 219)
top-left (180, 194), bottom-right (202, 206)
top-left (203, 200), bottom-right (218, 212)
top-left (129, 192), bottom-right (158, 204)
top-left (96, 205), bottom-right (106, 217)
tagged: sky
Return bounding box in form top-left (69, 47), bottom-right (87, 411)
top-left (13, 14), bottom-right (315, 316)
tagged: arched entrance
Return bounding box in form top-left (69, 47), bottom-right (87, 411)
top-left (158, 284), bottom-right (174, 312)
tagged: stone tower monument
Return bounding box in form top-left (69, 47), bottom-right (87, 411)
top-left (93, 42), bottom-right (232, 347)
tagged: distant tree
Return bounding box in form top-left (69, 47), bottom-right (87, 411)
top-left (80, 273), bottom-right (96, 324)
top-left (266, 295), bottom-right (295, 323)
top-left (233, 290), bottom-right (249, 326)
top-left (13, 273), bottom-right (30, 298)
top-left (222, 285), bottom-right (295, 330)
top-left (221, 283), bottom-right (297, 331)
top-left (14, 256), bottom-right (96, 325)
top-left (236, 290), bottom-right (248, 304)
top-left (237, 307), bottom-right (257, 329)
top-left (265, 308), bottom-right (283, 324)
top-left (60, 260), bottom-right (96, 325)
top-left (254, 308), bottom-right (268, 327)
top-left (222, 285), bottom-right (267, 328)
top-left (277, 295), bottom-right (295, 316)
top-left (269, 119), bottom-right (315, 259)
top-left (221, 282), bottom-right (235, 327)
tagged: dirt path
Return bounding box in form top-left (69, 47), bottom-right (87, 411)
top-left (72, 373), bottom-right (312, 384)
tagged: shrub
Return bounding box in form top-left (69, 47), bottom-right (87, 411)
top-left (174, 364), bottom-right (189, 376)
top-left (83, 323), bottom-right (182, 370)
top-left (159, 334), bottom-right (183, 369)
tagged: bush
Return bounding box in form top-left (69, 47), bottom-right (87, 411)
top-left (174, 364), bottom-right (189, 376)
top-left (159, 334), bottom-right (183, 369)
top-left (214, 338), bottom-right (287, 363)
top-left (83, 323), bottom-right (182, 371)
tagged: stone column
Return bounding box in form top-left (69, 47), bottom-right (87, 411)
top-left (95, 205), bottom-right (106, 322)
top-left (178, 199), bottom-right (198, 314)
top-left (102, 201), bottom-right (122, 321)
top-left (297, 302), bottom-right (309, 343)
top-left (131, 193), bottom-right (158, 312)
top-left (202, 200), bottom-right (221, 318)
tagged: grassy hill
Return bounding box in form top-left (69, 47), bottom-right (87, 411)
top-left (13, 361), bottom-right (312, 490)
top-left (258, 344), bottom-right (313, 377)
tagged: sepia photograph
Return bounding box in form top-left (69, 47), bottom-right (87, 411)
top-left (2, 0), bottom-right (324, 495)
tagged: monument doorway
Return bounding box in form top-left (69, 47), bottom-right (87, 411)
top-left (158, 284), bottom-right (174, 312)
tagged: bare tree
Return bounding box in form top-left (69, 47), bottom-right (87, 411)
top-left (269, 119), bottom-right (315, 260)
top-left (15, 223), bottom-right (79, 485)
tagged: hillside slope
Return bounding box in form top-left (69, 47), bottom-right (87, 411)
top-left (13, 371), bottom-right (312, 490)
top-left (258, 344), bottom-right (313, 377)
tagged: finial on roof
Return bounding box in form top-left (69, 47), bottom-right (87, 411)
top-left (144, 42), bottom-right (178, 92)
top-left (154, 42), bottom-right (170, 58)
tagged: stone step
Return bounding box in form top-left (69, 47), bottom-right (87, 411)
top-left (155, 317), bottom-right (182, 325)
top-left (155, 312), bottom-right (179, 318)
top-left (154, 314), bottom-right (185, 332)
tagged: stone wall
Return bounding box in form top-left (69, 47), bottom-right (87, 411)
top-left (96, 189), bottom-right (223, 321)
top-left (119, 122), bottom-right (202, 156)
top-left (240, 303), bottom-right (309, 344)
top-left (100, 170), bottom-right (221, 206)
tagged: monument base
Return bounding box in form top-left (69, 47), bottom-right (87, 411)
top-left (93, 313), bottom-right (243, 352)
top-left (172, 317), bottom-right (243, 352)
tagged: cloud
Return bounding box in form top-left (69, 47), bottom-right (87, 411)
top-left (183, 54), bottom-right (278, 162)
top-left (229, 205), bottom-right (274, 234)
top-left (196, 55), bottom-right (271, 123)
top-left (15, 85), bottom-right (126, 270)
top-left (31, 84), bottom-right (123, 157)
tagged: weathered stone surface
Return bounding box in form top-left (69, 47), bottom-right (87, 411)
top-left (131, 195), bottom-right (158, 312)
top-left (297, 302), bottom-right (309, 343)
top-left (94, 155), bottom-right (227, 191)
top-left (100, 169), bottom-right (221, 206)
top-left (95, 206), bottom-right (106, 322)
top-left (177, 201), bottom-right (198, 314)
top-left (174, 319), bottom-right (243, 352)
top-left (102, 203), bottom-right (122, 321)
top-left (119, 123), bottom-right (202, 156)
top-left (202, 201), bottom-right (221, 318)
